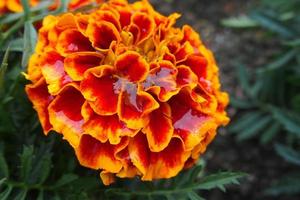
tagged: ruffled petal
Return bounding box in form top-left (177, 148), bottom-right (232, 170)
top-left (144, 61), bottom-right (179, 101)
top-left (131, 12), bottom-right (155, 43)
top-left (56, 29), bottom-right (94, 56)
top-left (176, 65), bottom-right (198, 89)
top-left (25, 54), bottom-right (42, 83)
top-left (64, 52), bottom-right (103, 81)
top-left (48, 84), bottom-right (85, 147)
top-left (81, 101), bottom-right (138, 144)
top-left (169, 91), bottom-right (216, 150)
top-left (80, 66), bottom-right (119, 115)
top-left (92, 10), bottom-right (121, 31)
top-left (86, 21), bottom-right (120, 50)
top-left (40, 51), bottom-right (72, 94)
top-left (115, 51), bottom-right (149, 82)
top-left (118, 86), bottom-right (159, 129)
top-left (182, 25), bottom-right (202, 48)
top-left (76, 134), bottom-right (128, 172)
top-left (180, 54), bottom-right (208, 79)
top-left (100, 171), bottom-right (115, 186)
top-left (25, 79), bottom-right (53, 134)
top-left (129, 133), bottom-right (190, 180)
top-left (143, 103), bottom-right (173, 152)
top-left (175, 41), bottom-right (194, 63)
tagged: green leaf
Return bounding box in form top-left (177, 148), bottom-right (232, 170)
top-left (52, 174), bottom-right (78, 189)
top-left (22, 21), bottom-right (37, 68)
top-left (229, 96), bottom-right (255, 109)
top-left (265, 175), bottom-right (300, 196)
top-left (237, 115), bottom-right (273, 141)
top-left (236, 64), bottom-right (251, 95)
top-left (188, 191), bottom-right (205, 200)
top-left (0, 38), bottom-right (23, 52)
top-left (229, 112), bottom-right (263, 133)
top-left (250, 11), bottom-right (296, 38)
top-left (0, 178), bottom-right (6, 186)
top-left (194, 172), bottom-right (246, 191)
top-left (270, 107), bottom-right (300, 137)
top-left (221, 15), bottom-right (258, 28)
top-left (258, 50), bottom-right (297, 72)
top-left (0, 148), bottom-right (9, 178)
top-left (260, 123), bottom-right (281, 144)
top-left (37, 190), bottom-right (44, 200)
top-left (20, 146), bottom-right (34, 182)
top-left (0, 186), bottom-right (13, 200)
top-left (14, 189), bottom-right (27, 200)
top-left (275, 144), bottom-right (300, 166)
top-left (0, 47), bottom-right (9, 96)
top-left (21, 0), bottom-right (31, 21)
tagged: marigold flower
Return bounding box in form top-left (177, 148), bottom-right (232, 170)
top-left (25, 0), bottom-right (230, 185)
top-left (0, 0), bottom-right (103, 14)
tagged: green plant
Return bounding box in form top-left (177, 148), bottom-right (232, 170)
top-left (222, 0), bottom-right (300, 196)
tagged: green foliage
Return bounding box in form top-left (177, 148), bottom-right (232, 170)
top-left (223, 0), bottom-right (300, 197)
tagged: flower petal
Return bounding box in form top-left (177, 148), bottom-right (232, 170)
top-left (175, 41), bottom-right (194, 62)
top-left (81, 101), bottom-right (138, 144)
top-left (64, 52), bottom-right (103, 81)
top-left (86, 21), bottom-right (120, 50)
top-left (143, 103), bottom-right (173, 152)
top-left (100, 171), bottom-right (115, 186)
top-left (76, 134), bottom-right (128, 172)
top-left (131, 12), bottom-right (155, 43)
top-left (57, 29), bottom-right (93, 56)
top-left (48, 84), bottom-right (85, 147)
top-left (176, 65), bottom-right (198, 89)
top-left (144, 61), bottom-right (179, 101)
top-left (118, 86), bottom-right (159, 129)
top-left (115, 51), bottom-right (149, 82)
top-left (40, 51), bottom-right (72, 94)
top-left (182, 25), bottom-right (202, 48)
top-left (25, 79), bottom-right (53, 134)
top-left (80, 66), bottom-right (119, 115)
top-left (180, 54), bottom-right (208, 79)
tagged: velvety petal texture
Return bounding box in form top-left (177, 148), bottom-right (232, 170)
top-left (25, 0), bottom-right (229, 186)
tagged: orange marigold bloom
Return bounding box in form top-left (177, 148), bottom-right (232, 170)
top-left (0, 0), bottom-right (103, 14)
top-left (25, 0), bottom-right (230, 185)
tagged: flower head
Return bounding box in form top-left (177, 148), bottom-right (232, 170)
top-left (25, 0), bottom-right (229, 185)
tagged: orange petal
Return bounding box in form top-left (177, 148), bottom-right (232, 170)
top-left (80, 66), bottom-right (119, 115)
top-left (86, 21), bottom-right (120, 50)
top-left (144, 61), bottom-right (179, 102)
top-left (92, 10), bottom-right (121, 31)
top-left (182, 25), bottom-right (202, 48)
top-left (57, 29), bottom-right (93, 56)
top-left (180, 54), bottom-right (208, 79)
top-left (76, 134), bottom-right (128, 172)
top-left (26, 54), bottom-right (42, 83)
top-left (169, 91), bottom-right (216, 150)
top-left (56, 13), bottom-right (77, 30)
top-left (143, 103), bottom-right (173, 152)
top-left (64, 52), bottom-right (103, 81)
top-left (40, 51), bottom-right (72, 94)
top-left (115, 51), bottom-right (149, 82)
top-left (81, 101), bottom-right (137, 144)
top-left (131, 12), bottom-right (155, 43)
top-left (48, 84), bottom-right (85, 147)
top-left (175, 41), bottom-right (194, 62)
top-left (100, 171), bottom-right (116, 185)
top-left (176, 65), bottom-right (198, 89)
top-left (118, 86), bottom-right (159, 129)
top-left (25, 79), bottom-right (53, 134)
top-left (129, 133), bottom-right (190, 180)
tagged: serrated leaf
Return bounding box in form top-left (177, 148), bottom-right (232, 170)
top-left (229, 112), bottom-right (263, 133)
top-left (270, 107), bottom-right (300, 137)
top-left (0, 186), bottom-right (12, 200)
top-left (52, 174), bottom-right (78, 189)
top-left (250, 11), bottom-right (296, 38)
top-left (237, 115), bottom-right (272, 141)
top-left (22, 21), bottom-right (37, 68)
top-left (221, 15), bottom-right (258, 28)
top-left (194, 172), bottom-right (246, 190)
top-left (188, 191), bottom-right (205, 200)
top-left (275, 144), bottom-right (300, 166)
top-left (260, 123), bottom-right (281, 144)
top-left (20, 146), bottom-right (34, 182)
